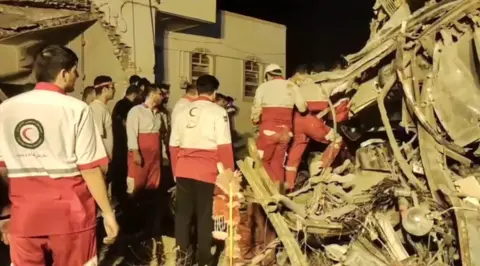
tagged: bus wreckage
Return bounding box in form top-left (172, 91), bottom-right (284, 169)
top-left (231, 0), bottom-right (480, 265)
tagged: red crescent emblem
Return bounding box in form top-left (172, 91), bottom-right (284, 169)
top-left (21, 128), bottom-right (33, 142)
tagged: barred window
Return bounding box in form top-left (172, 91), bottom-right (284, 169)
top-left (191, 52), bottom-right (211, 85)
top-left (244, 60), bottom-right (261, 98)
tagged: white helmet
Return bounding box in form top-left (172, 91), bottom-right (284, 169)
top-left (264, 63), bottom-right (283, 76)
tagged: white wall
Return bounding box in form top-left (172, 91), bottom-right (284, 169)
top-left (163, 11), bottom-right (286, 134)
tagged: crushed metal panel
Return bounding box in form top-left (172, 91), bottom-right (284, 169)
top-left (430, 33), bottom-right (480, 147)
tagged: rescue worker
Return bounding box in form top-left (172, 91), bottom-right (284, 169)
top-left (82, 85), bottom-right (95, 104)
top-left (285, 67), bottom-right (350, 190)
top-left (0, 45), bottom-right (118, 265)
top-left (171, 82), bottom-right (198, 120)
top-left (126, 84), bottom-right (163, 195)
top-left (170, 74), bottom-right (234, 266)
top-left (90, 75), bottom-right (115, 159)
top-left (244, 64), bottom-right (307, 264)
top-left (251, 63), bottom-right (307, 186)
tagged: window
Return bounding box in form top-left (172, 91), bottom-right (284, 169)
top-left (244, 60), bottom-right (261, 98)
top-left (191, 52), bottom-right (211, 85)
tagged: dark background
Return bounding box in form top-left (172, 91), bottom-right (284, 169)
top-left (217, 0), bottom-right (375, 74)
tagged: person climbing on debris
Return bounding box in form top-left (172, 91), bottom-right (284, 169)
top-left (251, 63), bottom-right (307, 188)
top-left (169, 74), bottom-right (234, 266)
top-left (0, 45), bottom-right (118, 265)
top-left (246, 63), bottom-right (307, 264)
top-left (285, 65), bottom-right (350, 190)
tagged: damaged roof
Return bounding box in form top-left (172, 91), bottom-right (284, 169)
top-left (0, 0), bottom-right (90, 11)
top-left (0, 3), bottom-right (95, 41)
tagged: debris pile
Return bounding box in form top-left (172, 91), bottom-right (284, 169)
top-left (238, 0), bottom-right (480, 265)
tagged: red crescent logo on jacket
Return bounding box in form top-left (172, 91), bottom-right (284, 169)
top-left (14, 119), bottom-right (45, 149)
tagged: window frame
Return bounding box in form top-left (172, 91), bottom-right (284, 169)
top-left (189, 49), bottom-right (214, 85)
top-left (242, 59), bottom-right (262, 101)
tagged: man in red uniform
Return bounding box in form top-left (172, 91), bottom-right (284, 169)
top-left (126, 84), bottom-right (164, 195)
top-left (0, 45), bottom-right (118, 265)
top-left (285, 67), bottom-right (350, 189)
top-left (251, 63), bottom-right (307, 187)
top-left (170, 74), bottom-right (234, 266)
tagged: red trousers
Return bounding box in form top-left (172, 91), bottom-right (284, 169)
top-left (10, 228), bottom-right (97, 266)
top-left (127, 133), bottom-right (161, 194)
top-left (256, 125), bottom-right (292, 184)
top-left (285, 114), bottom-right (342, 188)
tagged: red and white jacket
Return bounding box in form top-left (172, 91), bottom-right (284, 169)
top-left (298, 78), bottom-right (349, 118)
top-left (169, 96), bottom-right (234, 184)
top-left (126, 104), bottom-right (163, 151)
top-left (251, 78), bottom-right (307, 129)
top-left (0, 82), bottom-right (108, 237)
top-left (171, 95), bottom-right (196, 120)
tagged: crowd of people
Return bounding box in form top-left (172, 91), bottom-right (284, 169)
top-left (0, 44), bottom-right (351, 266)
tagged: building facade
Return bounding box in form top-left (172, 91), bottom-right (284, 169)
top-left (0, 1), bottom-right (286, 134)
top-left (162, 11), bottom-right (286, 134)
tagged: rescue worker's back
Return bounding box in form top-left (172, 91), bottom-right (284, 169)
top-left (171, 97), bottom-right (234, 183)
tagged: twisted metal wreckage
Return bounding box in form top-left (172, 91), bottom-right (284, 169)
top-left (234, 0), bottom-right (480, 265)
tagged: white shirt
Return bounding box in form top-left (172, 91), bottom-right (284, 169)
top-left (89, 99), bottom-right (113, 159)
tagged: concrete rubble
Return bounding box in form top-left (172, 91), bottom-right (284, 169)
top-left (237, 0), bottom-right (480, 265)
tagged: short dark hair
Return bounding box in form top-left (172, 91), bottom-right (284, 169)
top-left (215, 93), bottom-right (226, 102)
top-left (82, 86), bottom-right (95, 101)
top-left (33, 45), bottom-right (78, 83)
top-left (184, 83), bottom-right (197, 93)
top-left (196, 75), bottom-right (219, 95)
top-left (139, 78), bottom-right (150, 88)
top-left (125, 85), bottom-right (140, 96)
top-left (295, 64), bottom-right (309, 74)
top-left (93, 75), bottom-right (113, 95)
top-left (129, 75), bottom-right (140, 85)
top-left (159, 83), bottom-right (170, 90)
top-left (142, 84), bottom-right (161, 99)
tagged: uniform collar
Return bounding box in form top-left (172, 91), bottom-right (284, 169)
top-left (34, 82), bottom-right (65, 94)
top-left (194, 95), bottom-right (214, 102)
top-left (184, 95), bottom-right (196, 102)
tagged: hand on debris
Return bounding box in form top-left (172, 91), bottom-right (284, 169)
top-left (102, 212), bottom-right (119, 245)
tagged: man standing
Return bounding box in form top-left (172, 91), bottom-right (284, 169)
top-left (0, 45), bottom-right (118, 265)
top-left (126, 84), bottom-right (163, 195)
top-left (110, 85), bottom-right (140, 206)
top-left (90, 75), bottom-right (115, 160)
top-left (170, 74), bottom-right (234, 265)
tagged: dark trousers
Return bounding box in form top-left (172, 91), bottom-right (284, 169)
top-left (175, 178), bottom-right (215, 266)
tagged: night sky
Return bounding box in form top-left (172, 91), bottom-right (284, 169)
top-left (218, 0), bottom-right (375, 74)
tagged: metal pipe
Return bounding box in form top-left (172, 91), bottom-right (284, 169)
top-left (377, 76), bottom-right (427, 191)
